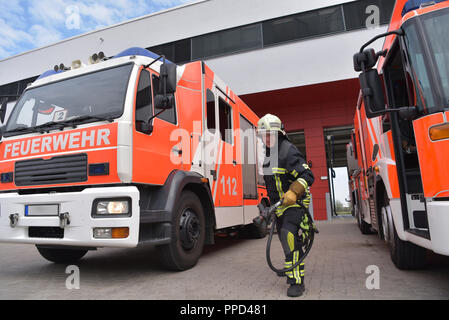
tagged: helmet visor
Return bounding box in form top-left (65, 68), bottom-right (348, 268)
top-left (257, 130), bottom-right (277, 148)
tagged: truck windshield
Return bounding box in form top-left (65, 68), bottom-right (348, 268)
top-left (5, 63), bottom-right (133, 135)
top-left (403, 8), bottom-right (449, 114)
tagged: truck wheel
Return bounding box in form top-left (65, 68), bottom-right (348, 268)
top-left (36, 246), bottom-right (87, 264)
top-left (380, 191), bottom-right (427, 270)
top-left (158, 191), bottom-right (205, 271)
top-left (390, 219), bottom-right (427, 270)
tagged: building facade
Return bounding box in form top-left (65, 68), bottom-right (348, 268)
top-left (0, 0), bottom-right (395, 220)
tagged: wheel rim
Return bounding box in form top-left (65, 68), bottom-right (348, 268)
top-left (179, 208), bottom-right (200, 251)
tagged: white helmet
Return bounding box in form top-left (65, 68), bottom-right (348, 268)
top-left (257, 114), bottom-right (286, 135)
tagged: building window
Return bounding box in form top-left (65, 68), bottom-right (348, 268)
top-left (152, 74), bottom-right (177, 124)
top-left (288, 131), bottom-right (307, 161)
top-left (263, 6), bottom-right (345, 46)
top-left (149, 38), bottom-right (191, 64)
top-left (192, 24), bottom-right (262, 60)
top-left (343, 0), bottom-right (395, 31)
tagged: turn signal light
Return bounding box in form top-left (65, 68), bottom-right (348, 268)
top-left (93, 227), bottom-right (129, 239)
top-left (429, 123), bottom-right (449, 141)
top-left (111, 227), bottom-right (129, 239)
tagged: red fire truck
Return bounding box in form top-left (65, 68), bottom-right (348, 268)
top-left (350, 0), bottom-right (449, 269)
top-left (0, 47), bottom-right (268, 270)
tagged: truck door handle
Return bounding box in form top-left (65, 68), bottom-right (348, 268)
top-left (210, 170), bottom-right (217, 181)
top-left (233, 160), bottom-right (237, 166)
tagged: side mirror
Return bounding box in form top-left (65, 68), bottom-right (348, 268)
top-left (154, 94), bottom-right (175, 110)
top-left (353, 48), bottom-right (377, 72)
top-left (359, 69), bottom-right (386, 118)
top-left (158, 62), bottom-right (177, 95)
top-left (139, 121), bottom-right (153, 134)
top-left (154, 62), bottom-right (177, 110)
top-left (0, 97), bottom-right (8, 123)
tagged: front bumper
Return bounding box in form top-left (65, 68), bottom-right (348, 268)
top-left (427, 200), bottom-right (449, 256)
top-left (0, 186), bottom-right (140, 248)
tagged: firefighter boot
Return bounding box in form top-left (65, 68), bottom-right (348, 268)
top-left (287, 283), bottom-right (305, 297)
top-left (284, 250), bottom-right (305, 297)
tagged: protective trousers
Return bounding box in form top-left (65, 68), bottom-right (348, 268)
top-left (276, 206), bottom-right (306, 285)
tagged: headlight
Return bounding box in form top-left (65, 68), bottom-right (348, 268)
top-left (93, 199), bottom-right (131, 217)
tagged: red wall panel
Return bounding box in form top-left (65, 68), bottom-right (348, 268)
top-left (241, 78), bottom-right (359, 220)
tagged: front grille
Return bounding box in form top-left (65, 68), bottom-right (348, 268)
top-left (15, 154), bottom-right (87, 186)
top-left (29, 227), bottom-right (64, 239)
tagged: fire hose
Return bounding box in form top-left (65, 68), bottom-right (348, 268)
top-left (253, 200), bottom-right (319, 277)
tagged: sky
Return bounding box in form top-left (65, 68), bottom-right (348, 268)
top-left (329, 167), bottom-right (350, 206)
top-left (0, 0), bottom-right (197, 60)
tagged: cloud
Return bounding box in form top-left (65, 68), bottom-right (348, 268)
top-left (0, 0), bottom-right (198, 60)
top-left (29, 24), bottom-right (63, 47)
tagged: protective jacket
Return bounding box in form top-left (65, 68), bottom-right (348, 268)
top-left (263, 135), bottom-right (314, 215)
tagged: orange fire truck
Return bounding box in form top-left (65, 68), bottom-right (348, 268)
top-left (0, 47), bottom-right (268, 270)
top-left (350, 0), bottom-right (449, 269)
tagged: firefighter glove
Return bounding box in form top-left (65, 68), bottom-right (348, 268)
top-left (282, 190), bottom-right (298, 207)
top-left (281, 180), bottom-right (306, 207)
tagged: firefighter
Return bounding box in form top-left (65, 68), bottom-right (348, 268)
top-left (257, 114), bottom-right (314, 297)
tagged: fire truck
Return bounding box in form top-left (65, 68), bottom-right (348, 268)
top-left (350, 0), bottom-right (449, 269)
top-left (0, 47), bottom-right (269, 270)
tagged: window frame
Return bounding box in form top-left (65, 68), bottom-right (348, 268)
top-left (134, 68), bottom-right (154, 135)
top-left (218, 96), bottom-right (234, 145)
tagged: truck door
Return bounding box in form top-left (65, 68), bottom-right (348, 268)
top-left (382, 38), bottom-right (427, 234)
top-left (215, 89), bottom-right (242, 207)
top-left (202, 88), bottom-right (221, 203)
top-left (132, 68), bottom-right (182, 184)
top-left (214, 87), bottom-right (244, 227)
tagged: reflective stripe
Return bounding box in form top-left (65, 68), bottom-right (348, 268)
top-left (285, 260), bottom-right (293, 277)
top-left (293, 251), bottom-right (301, 284)
top-left (276, 203), bottom-right (300, 216)
top-left (272, 167), bottom-right (287, 174)
top-left (291, 169), bottom-right (299, 178)
top-left (274, 174), bottom-right (283, 198)
top-left (287, 232), bottom-right (295, 251)
top-left (297, 178), bottom-right (308, 189)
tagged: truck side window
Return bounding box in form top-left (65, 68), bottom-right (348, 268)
top-left (384, 41), bottom-right (412, 109)
top-left (135, 69), bottom-right (153, 133)
top-left (218, 97), bottom-right (233, 144)
top-left (206, 89), bottom-right (216, 130)
top-left (152, 75), bottom-right (177, 124)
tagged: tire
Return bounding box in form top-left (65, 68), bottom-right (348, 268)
top-left (390, 219), bottom-right (427, 270)
top-left (157, 190), bottom-right (205, 271)
top-left (36, 246), bottom-right (87, 264)
top-left (381, 191), bottom-right (427, 269)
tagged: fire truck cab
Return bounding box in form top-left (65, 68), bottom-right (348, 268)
top-left (0, 47), bottom-right (268, 270)
top-left (351, 0), bottom-right (449, 269)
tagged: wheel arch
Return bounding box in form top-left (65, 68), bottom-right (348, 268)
top-left (182, 182), bottom-right (216, 245)
top-left (139, 170), bottom-right (216, 245)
